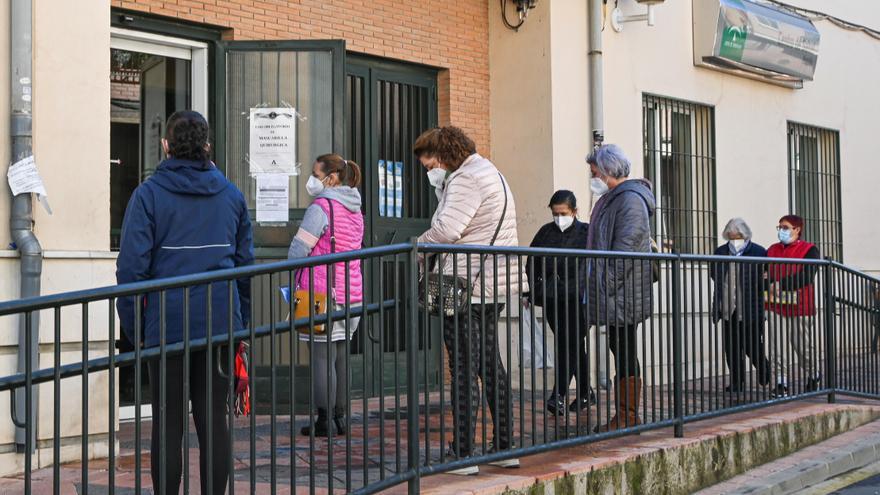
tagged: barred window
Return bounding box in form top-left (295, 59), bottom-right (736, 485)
top-left (788, 122), bottom-right (843, 260)
top-left (642, 94), bottom-right (717, 255)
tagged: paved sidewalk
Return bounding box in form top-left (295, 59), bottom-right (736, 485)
top-left (1, 393), bottom-right (877, 494)
top-left (696, 417), bottom-right (880, 495)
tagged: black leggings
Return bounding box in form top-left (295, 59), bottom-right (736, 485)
top-left (723, 314), bottom-right (771, 386)
top-left (545, 298), bottom-right (590, 396)
top-left (443, 304), bottom-right (512, 456)
top-left (148, 348), bottom-right (230, 495)
top-left (607, 324), bottom-right (641, 378)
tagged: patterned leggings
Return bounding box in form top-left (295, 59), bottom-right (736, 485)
top-left (443, 303), bottom-right (513, 456)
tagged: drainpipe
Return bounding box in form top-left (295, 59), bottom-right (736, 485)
top-left (588, 0), bottom-right (604, 147)
top-left (587, 0), bottom-right (609, 388)
top-left (10, 0), bottom-right (42, 452)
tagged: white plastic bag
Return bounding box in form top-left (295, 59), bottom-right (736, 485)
top-left (521, 303), bottom-right (555, 369)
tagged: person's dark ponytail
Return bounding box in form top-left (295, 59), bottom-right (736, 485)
top-left (165, 110), bottom-right (210, 165)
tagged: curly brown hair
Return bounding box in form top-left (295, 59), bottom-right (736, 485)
top-left (412, 126), bottom-right (476, 170)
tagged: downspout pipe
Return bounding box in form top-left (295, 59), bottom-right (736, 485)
top-left (588, 0), bottom-right (604, 147)
top-left (10, 0), bottom-right (42, 452)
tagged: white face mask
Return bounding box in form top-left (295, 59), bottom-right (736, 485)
top-left (554, 215), bottom-right (574, 232)
top-left (427, 168), bottom-right (447, 189)
top-left (306, 175), bottom-right (326, 197)
top-left (729, 239), bottom-right (747, 253)
top-left (590, 177), bottom-right (609, 196)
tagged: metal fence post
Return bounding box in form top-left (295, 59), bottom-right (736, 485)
top-left (824, 261), bottom-right (836, 404)
top-left (671, 255), bottom-right (684, 438)
top-left (407, 238), bottom-right (421, 494)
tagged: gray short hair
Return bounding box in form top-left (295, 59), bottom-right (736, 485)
top-left (722, 217), bottom-right (752, 241)
top-left (585, 144), bottom-right (631, 179)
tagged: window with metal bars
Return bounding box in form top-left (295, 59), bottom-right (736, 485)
top-left (642, 94), bottom-right (717, 255)
top-left (788, 122), bottom-right (843, 261)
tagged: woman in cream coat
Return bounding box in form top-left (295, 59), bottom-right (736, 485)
top-left (416, 126), bottom-right (523, 475)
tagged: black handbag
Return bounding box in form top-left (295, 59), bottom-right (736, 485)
top-left (420, 173), bottom-right (508, 317)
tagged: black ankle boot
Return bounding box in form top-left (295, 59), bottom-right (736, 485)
top-left (333, 406), bottom-right (347, 435)
top-left (301, 408), bottom-right (335, 437)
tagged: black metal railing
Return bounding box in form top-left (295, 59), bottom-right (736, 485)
top-left (0, 242), bottom-right (878, 494)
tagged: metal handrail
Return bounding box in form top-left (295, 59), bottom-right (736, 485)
top-left (2, 241), bottom-right (878, 494)
top-left (0, 243), bottom-right (412, 316)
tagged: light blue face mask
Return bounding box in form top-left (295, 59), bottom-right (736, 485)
top-left (778, 229), bottom-right (793, 245)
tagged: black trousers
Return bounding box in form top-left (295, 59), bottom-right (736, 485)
top-left (443, 303), bottom-right (512, 456)
top-left (544, 298), bottom-right (590, 397)
top-left (722, 314), bottom-right (771, 386)
top-left (148, 348), bottom-right (230, 495)
top-left (607, 324), bottom-right (641, 378)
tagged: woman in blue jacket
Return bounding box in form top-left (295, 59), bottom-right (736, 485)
top-left (116, 110), bottom-right (254, 495)
top-left (709, 218), bottom-right (770, 393)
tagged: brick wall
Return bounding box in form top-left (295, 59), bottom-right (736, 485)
top-left (112, 0), bottom-right (491, 155)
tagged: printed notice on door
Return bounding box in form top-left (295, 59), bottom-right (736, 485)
top-left (249, 107), bottom-right (297, 175)
top-left (255, 174), bottom-right (289, 223)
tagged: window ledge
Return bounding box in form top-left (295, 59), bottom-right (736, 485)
top-left (0, 250), bottom-right (118, 260)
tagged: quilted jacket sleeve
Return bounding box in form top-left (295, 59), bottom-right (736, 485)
top-left (418, 174), bottom-right (479, 245)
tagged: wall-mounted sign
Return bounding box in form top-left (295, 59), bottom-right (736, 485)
top-left (693, 0), bottom-right (820, 88)
top-left (249, 107), bottom-right (297, 175)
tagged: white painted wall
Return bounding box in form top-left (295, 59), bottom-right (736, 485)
top-left (602, 0), bottom-right (880, 270)
top-left (490, 0), bottom-right (594, 244)
top-left (489, 0), bottom-right (557, 243)
top-left (0, 0), bottom-right (115, 474)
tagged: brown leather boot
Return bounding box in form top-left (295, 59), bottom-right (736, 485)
top-left (594, 377), bottom-right (642, 432)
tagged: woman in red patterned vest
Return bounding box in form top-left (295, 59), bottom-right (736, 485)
top-left (765, 214), bottom-right (821, 398)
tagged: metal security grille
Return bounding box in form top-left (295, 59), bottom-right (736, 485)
top-left (788, 122), bottom-right (843, 261)
top-left (643, 94), bottom-right (717, 255)
top-left (346, 59), bottom-right (439, 395)
top-left (345, 72), bottom-right (368, 214)
top-left (375, 78), bottom-right (435, 220)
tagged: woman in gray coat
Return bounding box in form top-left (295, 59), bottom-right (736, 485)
top-left (585, 144), bottom-right (655, 432)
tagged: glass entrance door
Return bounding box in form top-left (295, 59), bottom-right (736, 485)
top-left (110, 30), bottom-right (209, 418)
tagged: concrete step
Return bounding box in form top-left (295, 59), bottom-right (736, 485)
top-left (403, 399), bottom-right (880, 495)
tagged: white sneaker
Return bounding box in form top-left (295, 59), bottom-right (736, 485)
top-left (444, 448), bottom-right (480, 475)
top-left (486, 445), bottom-right (520, 468)
top-left (488, 457), bottom-right (520, 468)
top-left (447, 465), bottom-right (480, 476)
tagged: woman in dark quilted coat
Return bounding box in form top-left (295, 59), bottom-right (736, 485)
top-left (584, 144), bottom-right (655, 432)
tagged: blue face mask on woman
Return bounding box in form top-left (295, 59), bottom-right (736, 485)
top-left (778, 229), bottom-right (793, 245)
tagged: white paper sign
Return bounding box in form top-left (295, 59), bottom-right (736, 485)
top-left (7, 155), bottom-right (52, 214)
top-left (249, 108), bottom-right (297, 175)
top-left (255, 174), bottom-right (289, 223)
